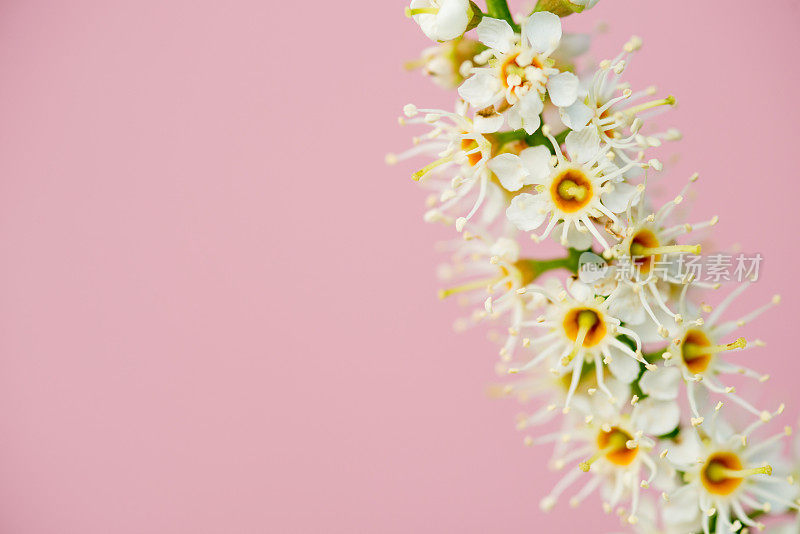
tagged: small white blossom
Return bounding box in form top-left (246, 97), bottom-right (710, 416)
top-left (664, 412), bottom-right (799, 534)
top-left (437, 227), bottom-right (548, 362)
top-left (459, 12), bottom-right (579, 134)
top-left (560, 37), bottom-right (678, 165)
top-left (512, 277), bottom-right (649, 411)
top-left (492, 128), bottom-right (640, 251)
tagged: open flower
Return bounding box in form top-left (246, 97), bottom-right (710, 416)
top-left (437, 228), bottom-right (548, 363)
top-left (560, 37), bottom-right (679, 165)
top-left (537, 392), bottom-right (672, 525)
top-left (388, 102), bottom-right (510, 230)
top-left (600, 174), bottom-right (717, 335)
top-left (405, 38), bottom-right (483, 89)
top-left (458, 12), bottom-right (579, 134)
top-left (663, 411), bottom-right (799, 534)
top-left (639, 281), bottom-right (781, 423)
top-left (407, 0), bottom-right (473, 42)
top-left (509, 277), bottom-right (650, 412)
top-left (490, 127), bottom-right (640, 251)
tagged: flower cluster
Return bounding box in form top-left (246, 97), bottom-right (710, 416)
top-left (392, 1), bottom-right (800, 532)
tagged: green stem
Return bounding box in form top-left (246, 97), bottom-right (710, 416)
top-left (485, 0), bottom-right (519, 30)
top-left (517, 247), bottom-right (585, 280)
top-left (492, 124), bottom-right (569, 155)
top-left (642, 347), bottom-right (668, 364)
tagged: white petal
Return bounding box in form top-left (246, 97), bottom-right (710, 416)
top-left (488, 153), bottom-right (528, 192)
top-left (632, 398), bottom-right (679, 436)
top-left (458, 71), bottom-right (500, 108)
top-left (607, 288), bottom-right (646, 325)
top-left (513, 92), bottom-right (543, 134)
top-left (410, 0), bottom-right (439, 40)
top-left (601, 181), bottom-right (639, 213)
top-left (472, 113), bottom-right (504, 133)
top-left (476, 17), bottom-right (515, 54)
top-left (606, 348), bottom-right (640, 384)
top-left (663, 486), bottom-right (702, 525)
top-left (559, 100), bottom-right (593, 131)
top-left (518, 145), bottom-right (552, 184)
top-left (752, 478), bottom-right (800, 514)
top-left (564, 127), bottom-right (601, 163)
top-left (506, 193), bottom-right (548, 231)
top-left (566, 278), bottom-right (593, 302)
top-left (639, 366), bottom-right (681, 400)
top-left (554, 33), bottom-right (590, 61)
top-left (435, 0), bottom-right (471, 41)
top-left (546, 71), bottom-right (579, 107)
top-left (489, 237), bottom-right (520, 262)
top-left (560, 223), bottom-right (593, 250)
top-left (523, 11), bottom-right (562, 55)
top-left (479, 182), bottom-right (505, 224)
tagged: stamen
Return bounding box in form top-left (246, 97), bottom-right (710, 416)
top-left (562, 310), bottom-right (598, 366)
top-left (630, 243), bottom-right (701, 256)
top-left (412, 154), bottom-right (454, 181)
top-left (622, 95), bottom-right (676, 116)
top-left (706, 464), bottom-right (772, 482)
top-left (438, 276), bottom-right (497, 299)
top-left (683, 337), bottom-right (746, 358)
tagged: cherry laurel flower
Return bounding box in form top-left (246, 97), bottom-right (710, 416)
top-left (388, 102), bottom-right (508, 230)
top-left (600, 174), bottom-right (717, 335)
top-left (560, 36), bottom-right (680, 165)
top-left (458, 12), bottom-right (580, 134)
top-left (663, 411), bottom-right (799, 534)
top-left (509, 277), bottom-right (651, 412)
top-left (537, 390), bottom-right (676, 525)
top-left (492, 127), bottom-right (640, 251)
top-left (639, 281), bottom-right (781, 423)
top-left (436, 228), bottom-right (548, 363)
top-left (405, 38), bottom-right (484, 89)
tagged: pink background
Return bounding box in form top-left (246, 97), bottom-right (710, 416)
top-left (0, 1), bottom-right (798, 532)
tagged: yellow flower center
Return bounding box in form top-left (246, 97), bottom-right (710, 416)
top-left (580, 427), bottom-right (639, 471)
top-left (551, 168), bottom-right (593, 213)
top-left (701, 452), bottom-right (771, 496)
top-left (562, 308), bottom-right (606, 348)
top-left (681, 329), bottom-right (714, 374)
top-left (598, 427), bottom-right (639, 467)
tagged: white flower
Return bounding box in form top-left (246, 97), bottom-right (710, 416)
top-left (389, 102), bottom-right (508, 230)
top-left (407, 0), bottom-right (472, 42)
top-left (601, 174), bottom-right (716, 334)
top-left (537, 394), bottom-right (665, 525)
top-left (458, 12), bottom-right (579, 134)
top-left (511, 277), bottom-right (650, 411)
top-left (491, 128), bottom-right (640, 251)
top-left (406, 38), bottom-right (483, 89)
top-left (639, 281), bottom-right (781, 422)
top-left (437, 229), bottom-right (548, 362)
top-left (560, 37), bottom-right (679, 165)
top-left (663, 412), bottom-right (799, 534)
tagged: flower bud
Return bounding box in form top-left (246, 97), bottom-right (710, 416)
top-left (407, 0), bottom-right (477, 42)
top-left (533, 0), bottom-right (600, 17)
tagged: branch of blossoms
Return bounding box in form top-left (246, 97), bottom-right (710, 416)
top-left (392, 0), bottom-right (800, 531)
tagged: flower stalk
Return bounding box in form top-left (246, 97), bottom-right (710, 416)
top-left (396, 1), bottom-right (800, 531)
